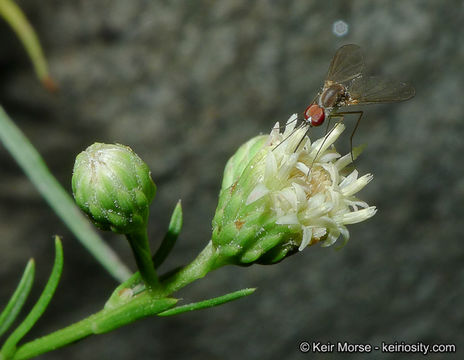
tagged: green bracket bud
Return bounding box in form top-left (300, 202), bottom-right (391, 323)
top-left (72, 143), bottom-right (156, 234)
top-left (72, 143), bottom-right (159, 288)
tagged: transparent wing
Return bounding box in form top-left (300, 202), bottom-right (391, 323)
top-left (347, 76), bottom-right (415, 104)
top-left (326, 44), bottom-right (364, 84)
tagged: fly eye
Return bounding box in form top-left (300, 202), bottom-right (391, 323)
top-left (304, 104), bottom-right (325, 126)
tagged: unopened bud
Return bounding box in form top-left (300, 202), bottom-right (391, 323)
top-left (72, 143), bottom-right (156, 234)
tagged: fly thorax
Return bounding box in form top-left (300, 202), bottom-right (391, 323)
top-left (319, 83), bottom-right (346, 108)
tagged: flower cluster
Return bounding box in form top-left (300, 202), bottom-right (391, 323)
top-left (212, 114), bottom-right (376, 265)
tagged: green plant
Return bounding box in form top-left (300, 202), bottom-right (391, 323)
top-left (0, 0), bottom-right (56, 91)
top-left (0, 109), bottom-right (375, 359)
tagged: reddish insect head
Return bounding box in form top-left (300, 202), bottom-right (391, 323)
top-left (304, 104), bottom-right (325, 126)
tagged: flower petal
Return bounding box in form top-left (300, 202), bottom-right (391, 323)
top-left (299, 227), bottom-right (313, 251)
top-left (276, 213), bottom-right (299, 225)
top-left (341, 173), bottom-right (374, 197)
top-left (334, 206), bottom-right (377, 224)
top-left (246, 183), bottom-right (270, 205)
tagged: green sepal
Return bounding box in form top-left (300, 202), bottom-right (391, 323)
top-left (158, 288), bottom-right (256, 317)
top-left (255, 244), bottom-right (298, 264)
top-left (221, 135), bottom-right (268, 191)
top-left (240, 233), bottom-right (282, 263)
top-left (0, 259), bottom-right (35, 339)
top-left (213, 179), bottom-right (302, 265)
top-left (240, 222), bottom-right (301, 264)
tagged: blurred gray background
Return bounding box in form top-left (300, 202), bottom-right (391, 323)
top-left (1, 0), bottom-right (463, 359)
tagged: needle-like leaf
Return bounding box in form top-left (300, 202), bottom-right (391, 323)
top-left (0, 0), bottom-right (56, 90)
top-left (158, 288), bottom-right (256, 317)
top-left (153, 200), bottom-right (183, 269)
top-left (1, 237), bottom-right (63, 358)
top-left (0, 106), bottom-right (131, 281)
top-left (0, 259), bottom-right (35, 338)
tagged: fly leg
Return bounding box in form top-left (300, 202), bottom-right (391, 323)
top-left (272, 121), bottom-right (307, 151)
top-left (275, 95), bottom-right (321, 148)
top-left (293, 124), bottom-right (312, 153)
top-left (332, 111), bottom-right (363, 163)
top-left (307, 115), bottom-right (344, 175)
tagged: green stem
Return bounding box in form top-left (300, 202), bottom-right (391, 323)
top-left (0, 106), bottom-right (131, 282)
top-left (10, 296), bottom-right (177, 360)
top-left (159, 241), bottom-right (221, 296)
top-left (4, 242), bottom-right (227, 360)
top-left (107, 241), bottom-right (222, 306)
top-left (126, 229), bottom-right (159, 289)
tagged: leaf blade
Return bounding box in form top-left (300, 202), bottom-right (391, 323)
top-left (0, 259), bottom-right (35, 338)
top-left (0, 0), bottom-right (56, 90)
top-left (1, 237), bottom-right (64, 358)
top-left (158, 288), bottom-right (256, 317)
top-left (153, 200), bottom-right (183, 269)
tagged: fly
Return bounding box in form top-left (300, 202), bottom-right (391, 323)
top-left (304, 43), bottom-right (414, 127)
top-left (291, 44), bottom-right (415, 157)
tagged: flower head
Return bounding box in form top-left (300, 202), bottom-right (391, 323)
top-left (212, 114), bottom-right (376, 265)
top-left (72, 143), bottom-right (156, 234)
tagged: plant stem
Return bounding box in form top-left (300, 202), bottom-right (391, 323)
top-left (159, 241), bottom-right (221, 296)
top-left (0, 107), bottom-right (131, 282)
top-left (5, 242), bottom-right (222, 360)
top-left (9, 296), bottom-right (177, 360)
top-left (126, 229), bottom-right (159, 288)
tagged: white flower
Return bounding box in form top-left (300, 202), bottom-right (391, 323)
top-left (246, 114), bottom-right (376, 250)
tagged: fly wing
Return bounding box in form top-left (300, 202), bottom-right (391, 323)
top-left (347, 76), bottom-right (415, 104)
top-left (326, 44), bottom-right (364, 84)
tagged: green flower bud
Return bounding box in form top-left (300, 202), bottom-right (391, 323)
top-left (72, 143), bottom-right (156, 234)
top-left (212, 115), bottom-right (376, 266)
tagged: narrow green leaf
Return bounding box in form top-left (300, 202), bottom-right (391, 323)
top-left (92, 297), bottom-right (177, 334)
top-left (153, 200), bottom-right (183, 269)
top-left (11, 296), bottom-right (177, 360)
top-left (0, 260), bottom-right (35, 338)
top-left (0, 0), bottom-right (56, 90)
top-left (1, 237), bottom-right (64, 358)
top-left (0, 106), bottom-right (131, 282)
top-left (158, 288), bottom-right (256, 317)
